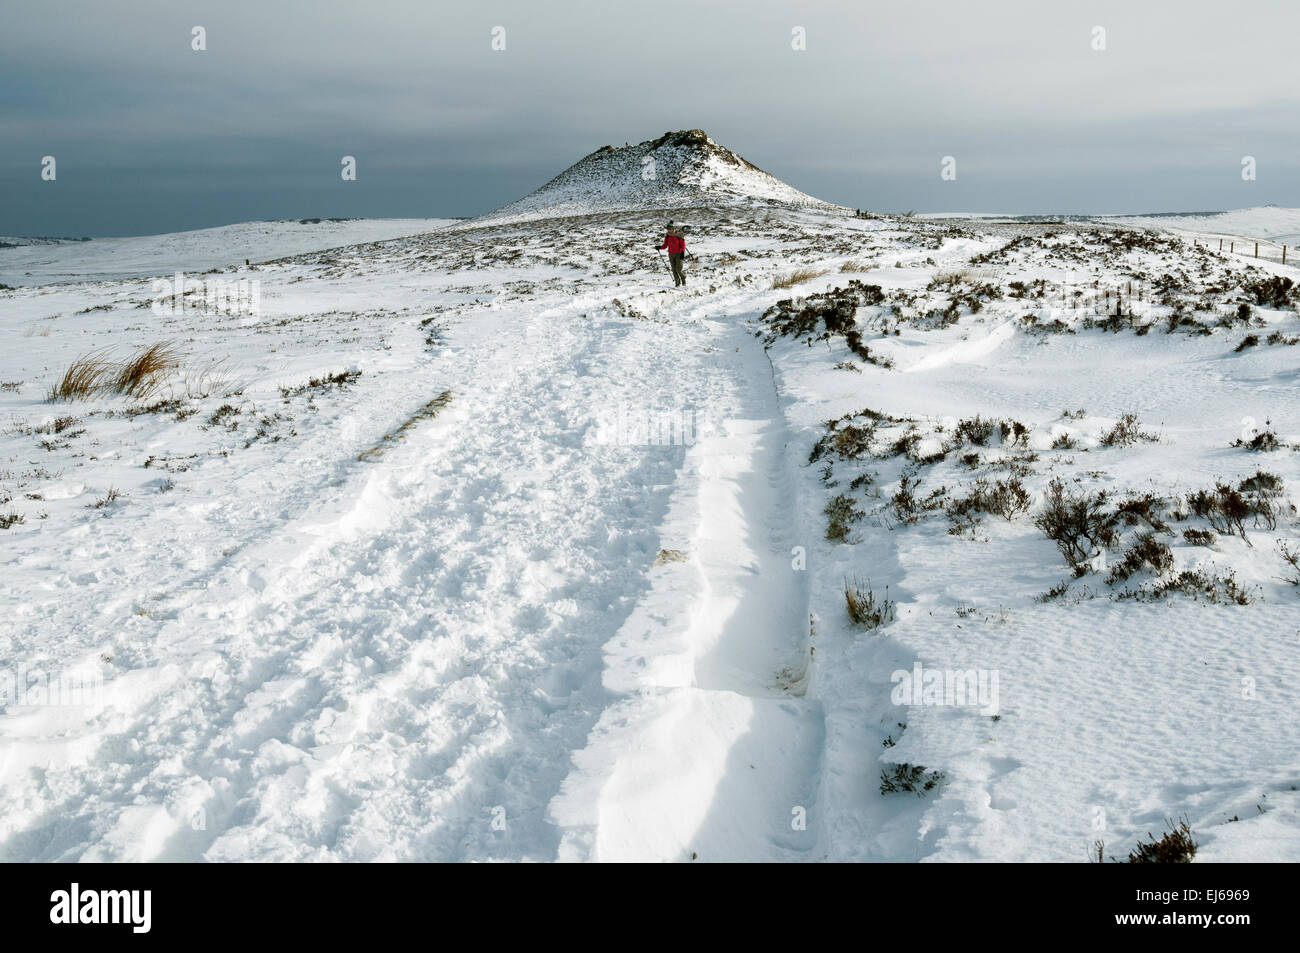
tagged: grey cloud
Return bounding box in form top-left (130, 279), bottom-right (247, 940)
top-left (2, 0), bottom-right (1297, 235)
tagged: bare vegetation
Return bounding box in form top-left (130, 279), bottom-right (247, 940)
top-left (48, 342), bottom-right (184, 401)
top-left (1187, 472), bottom-right (1285, 542)
top-left (946, 477), bottom-right (1031, 534)
top-left (825, 493), bottom-right (863, 541)
top-left (358, 390), bottom-right (453, 461)
top-left (182, 357), bottom-right (236, 399)
top-left (1114, 567), bottom-right (1254, 605)
top-left (48, 349), bottom-right (116, 401)
top-left (1126, 817), bottom-right (1197, 863)
top-left (88, 487), bottom-right (122, 509)
top-left (1106, 532), bottom-right (1175, 584)
top-left (1277, 540), bottom-right (1300, 586)
top-left (1099, 412), bottom-right (1157, 447)
top-left (1034, 478), bottom-right (1119, 572)
top-left (880, 763), bottom-right (944, 796)
top-left (279, 369), bottom-right (362, 399)
top-left (891, 472), bottom-right (947, 523)
top-left (761, 282), bottom-right (893, 367)
top-left (844, 577), bottom-right (895, 629)
top-left (1242, 275), bottom-right (1297, 309)
top-left (115, 342), bottom-right (183, 399)
top-left (1233, 422), bottom-right (1281, 452)
top-left (772, 268), bottom-right (829, 289)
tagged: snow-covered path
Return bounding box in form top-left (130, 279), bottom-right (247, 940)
top-left (552, 307), bottom-right (824, 861)
top-left (1, 277), bottom-right (825, 861)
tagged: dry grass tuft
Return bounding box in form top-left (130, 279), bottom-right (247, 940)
top-left (844, 577), bottom-right (896, 629)
top-left (358, 390), bottom-right (453, 461)
top-left (772, 268), bottom-right (829, 290)
top-left (183, 356), bottom-right (236, 399)
top-left (115, 342), bottom-right (183, 399)
top-left (88, 487), bottom-right (122, 509)
top-left (280, 369), bottom-right (362, 399)
top-left (48, 349), bottom-right (116, 401)
top-left (1126, 817), bottom-right (1197, 863)
top-left (49, 342), bottom-right (184, 402)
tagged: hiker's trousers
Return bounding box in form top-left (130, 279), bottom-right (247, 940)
top-left (668, 251), bottom-right (685, 285)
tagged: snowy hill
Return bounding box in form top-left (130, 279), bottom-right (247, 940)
top-left (0, 218), bottom-right (454, 288)
top-left (1111, 206), bottom-right (1300, 247)
top-left (479, 129), bottom-right (833, 222)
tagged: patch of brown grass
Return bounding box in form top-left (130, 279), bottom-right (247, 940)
top-left (844, 577), bottom-right (895, 629)
top-left (280, 369), bottom-right (362, 399)
top-left (48, 342), bottom-right (184, 402)
top-left (772, 268), bottom-right (829, 290)
top-left (48, 349), bottom-right (116, 401)
top-left (1126, 817), bottom-right (1197, 863)
top-left (115, 342), bottom-right (182, 399)
top-left (88, 487), bottom-right (122, 509)
top-left (358, 390), bottom-right (453, 461)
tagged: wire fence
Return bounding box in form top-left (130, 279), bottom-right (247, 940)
top-left (1191, 235), bottom-right (1293, 267)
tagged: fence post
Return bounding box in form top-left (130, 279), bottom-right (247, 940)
top-left (1255, 242), bottom-right (1259, 258)
top-left (1231, 241), bottom-right (1235, 253)
top-left (1284, 245), bottom-right (1288, 265)
top-left (1219, 239), bottom-right (1223, 251)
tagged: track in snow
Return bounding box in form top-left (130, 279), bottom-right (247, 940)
top-left (551, 298), bottom-right (825, 862)
top-left (0, 285), bottom-right (824, 862)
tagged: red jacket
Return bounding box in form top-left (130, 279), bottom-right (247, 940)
top-left (659, 233), bottom-right (686, 254)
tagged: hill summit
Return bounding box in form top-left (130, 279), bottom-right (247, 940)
top-left (480, 129), bottom-right (831, 221)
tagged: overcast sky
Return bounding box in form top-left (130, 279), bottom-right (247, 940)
top-left (3, 0), bottom-right (1298, 236)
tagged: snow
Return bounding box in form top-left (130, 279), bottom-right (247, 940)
top-left (900, 319), bottom-right (1016, 373)
top-left (2, 177), bottom-right (1298, 861)
top-left (0, 218), bottom-right (455, 288)
top-left (552, 344), bottom-right (822, 861)
top-left (1112, 206), bottom-right (1300, 248)
top-left (927, 207), bottom-right (1300, 253)
top-left (478, 130), bottom-right (832, 224)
